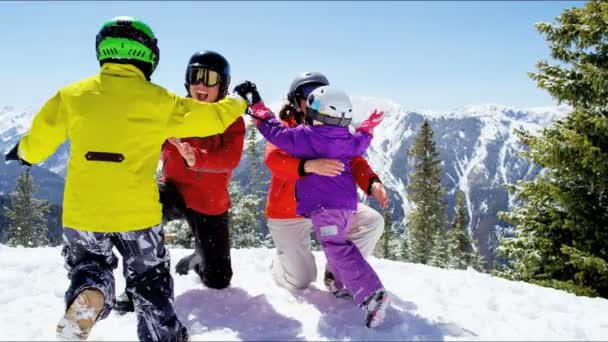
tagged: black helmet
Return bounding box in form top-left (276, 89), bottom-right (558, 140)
top-left (287, 72), bottom-right (330, 110)
top-left (184, 50), bottom-right (231, 100)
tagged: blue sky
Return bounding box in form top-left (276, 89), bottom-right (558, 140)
top-left (1, 1), bottom-right (581, 110)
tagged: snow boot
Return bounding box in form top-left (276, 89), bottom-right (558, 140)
top-left (56, 288), bottom-right (105, 340)
top-left (175, 252), bottom-right (202, 276)
top-left (113, 291), bottom-right (134, 314)
top-left (360, 289), bottom-right (391, 329)
top-left (323, 268), bottom-right (352, 300)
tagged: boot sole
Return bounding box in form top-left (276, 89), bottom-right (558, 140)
top-left (56, 289), bottom-right (104, 340)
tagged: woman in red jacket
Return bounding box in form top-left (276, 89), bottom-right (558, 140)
top-left (115, 50), bottom-right (246, 313)
top-left (266, 72), bottom-right (388, 298)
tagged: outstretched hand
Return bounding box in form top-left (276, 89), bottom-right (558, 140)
top-left (168, 138), bottom-right (196, 167)
top-left (371, 181), bottom-right (388, 208)
top-left (355, 110), bottom-right (384, 136)
top-left (4, 142), bottom-right (31, 166)
top-left (233, 81), bottom-right (262, 106)
top-left (250, 102), bottom-right (275, 123)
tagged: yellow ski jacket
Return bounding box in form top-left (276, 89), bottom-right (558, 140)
top-left (17, 63), bottom-right (247, 232)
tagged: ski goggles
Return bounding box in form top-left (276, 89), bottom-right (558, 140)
top-left (187, 67), bottom-right (220, 87)
top-left (299, 83), bottom-right (321, 100)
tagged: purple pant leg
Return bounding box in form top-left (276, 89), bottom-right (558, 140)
top-left (311, 209), bottom-right (384, 304)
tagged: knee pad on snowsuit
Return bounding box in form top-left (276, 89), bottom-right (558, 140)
top-left (197, 264), bottom-right (233, 289)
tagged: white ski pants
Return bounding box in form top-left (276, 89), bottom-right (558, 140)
top-left (267, 203), bottom-right (384, 289)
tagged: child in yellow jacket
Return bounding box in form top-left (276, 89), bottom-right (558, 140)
top-left (4, 16), bottom-right (250, 342)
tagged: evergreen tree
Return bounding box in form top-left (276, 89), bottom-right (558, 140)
top-left (447, 191), bottom-right (474, 269)
top-left (374, 207), bottom-right (398, 260)
top-left (228, 181), bottom-right (263, 248)
top-left (234, 121), bottom-right (268, 247)
top-left (400, 229), bottom-right (412, 262)
top-left (497, 1), bottom-right (608, 298)
top-left (5, 170), bottom-right (50, 247)
top-left (428, 227), bottom-right (449, 268)
top-left (470, 244), bottom-right (486, 273)
top-left (406, 120), bottom-right (448, 264)
top-left (163, 219), bottom-right (192, 248)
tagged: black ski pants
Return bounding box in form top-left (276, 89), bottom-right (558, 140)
top-left (186, 209), bottom-right (233, 289)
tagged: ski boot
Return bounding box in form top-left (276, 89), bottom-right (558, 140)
top-left (323, 268), bottom-right (352, 300)
top-left (113, 291), bottom-right (134, 314)
top-left (56, 288), bottom-right (105, 340)
top-left (175, 252), bottom-right (202, 276)
top-left (361, 289), bottom-right (391, 328)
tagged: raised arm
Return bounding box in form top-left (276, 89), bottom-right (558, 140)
top-left (166, 94), bottom-right (247, 139)
top-left (255, 117), bottom-right (314, 159)
top-left (17, 91), bottom-right (68, 164)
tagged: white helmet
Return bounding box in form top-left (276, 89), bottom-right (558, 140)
top-left (305, 86), bottom-right (353, 126)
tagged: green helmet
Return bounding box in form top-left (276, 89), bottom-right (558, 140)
top-left (95, 16), bottom-right (160, 78)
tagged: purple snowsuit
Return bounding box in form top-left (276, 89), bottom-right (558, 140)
top-left (257, 118), bottom-right (384, 304)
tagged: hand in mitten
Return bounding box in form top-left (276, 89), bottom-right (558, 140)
top-left (4, 142), bottom-right (31, 166)
top-left (233, 81), bottom-right (262, 105)
top-left (250, 102), bottom-right (275, 122)
top-left (355, 110), bottom-right (384, 136)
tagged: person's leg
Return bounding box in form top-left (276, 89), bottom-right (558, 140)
top-left (113, 225), bottom-right (188, 342)
top-left (189, 211), bottom-right (233, 289)
top-left (57, 227), bottom-right (117, 340)
top-left (174, 209), bottom-right (201, 276)
top-left (324, 203), bottom-right (384, 296)
top-left (114, 257), bottom-right (135, 314)
top-left (311, 209), bottom-right (383, 305)
top-left (267, 217), bottom-right (317, 289)
top-left (347, 203), bottom-right (384, 258)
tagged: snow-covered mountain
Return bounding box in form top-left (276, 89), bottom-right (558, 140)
top-left (0, 100), bottom-right (570, 264)
top-left (349, 98), bottom-right (570, 264)
top-left (0, 245), bottom-right (606, 340)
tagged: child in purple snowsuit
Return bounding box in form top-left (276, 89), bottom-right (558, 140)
top-left (249, 85), bottom-right (389, 328)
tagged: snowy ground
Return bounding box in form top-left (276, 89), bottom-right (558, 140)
top-left (1, 245), bottom-right (607, 341)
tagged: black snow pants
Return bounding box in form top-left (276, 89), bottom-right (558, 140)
top-left (184, 209), bottom-right (233, 289)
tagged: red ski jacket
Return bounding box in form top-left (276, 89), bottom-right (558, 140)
top-left (161, 117), bottom-right (246, 215)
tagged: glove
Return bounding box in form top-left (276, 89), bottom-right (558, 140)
top-left (355, 110), bottom-right (384, 136)
top-left (158, 181), bottom-right (187, 222)
top-left (4, 142), bottom-right (31, 166)
top-left (233, 81), bottom-right (262, 106)
top-left (250, 102), bottom-right (275, 120)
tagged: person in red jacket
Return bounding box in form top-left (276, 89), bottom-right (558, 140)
top-left (266, 72), bottom-right (388, 299)
top-left (115, 50), bottom-right (245, 313)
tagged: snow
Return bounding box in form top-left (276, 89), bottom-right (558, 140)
top-left (1, 245), bottom-right (607, 341)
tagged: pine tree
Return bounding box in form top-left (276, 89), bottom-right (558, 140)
top-left (228, 181), bottom-right (263, 248)
top-left (163, 219), bottom-right (192, 248)
top-left (374, 207), bottom-right (398, 260)
top-left (428, 227), bottom-right (449, 268)
top-left (406, 120), bottom-right (448, 264)
top-left (447, 191), bottom-right (474, 269)
top-left (5, 170), bottom-right (50, 247)
top-left (470, 245), bottom-right (486, 273)
top-left (497, 1), bottom-right (608, 298)
top-left (232, 121), bottom-right (268, 247)
top-left (400, 229), bottom-right (412, 262)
